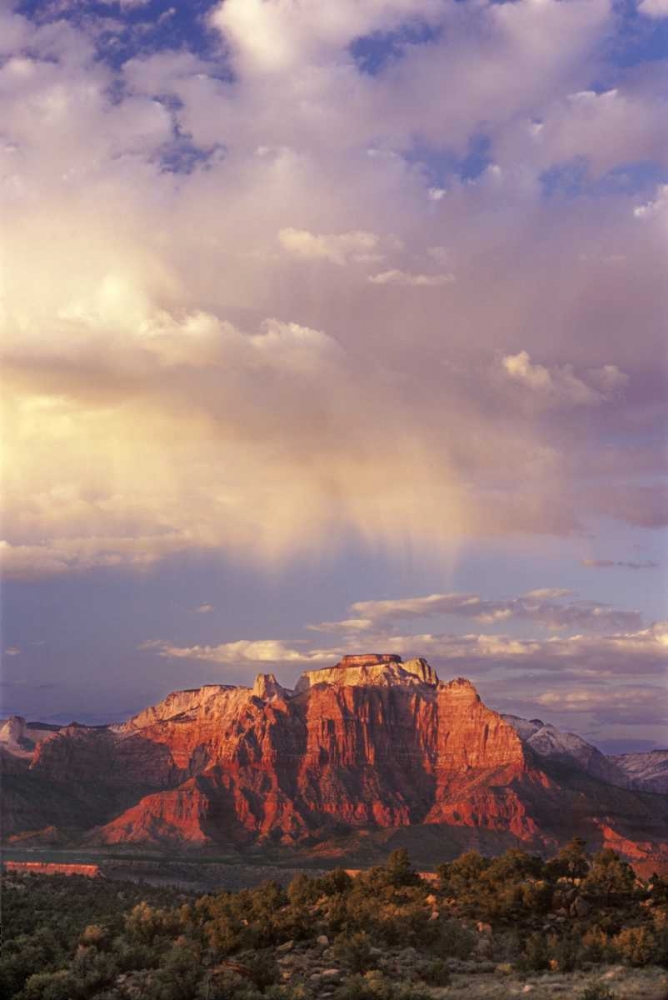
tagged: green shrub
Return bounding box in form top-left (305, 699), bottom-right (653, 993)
top-left (518, 932), bottom-right (550, 972)
top-left (579, 984), bottom-right (615, 1000)
top-left (419, 958), bottom-right (450, 986)
top-left (333, 931), bottom-right (375, 973)
top-left (611, 926), bottom-right (658, 966)
top-left (432, 918), bottom-right (475, 960)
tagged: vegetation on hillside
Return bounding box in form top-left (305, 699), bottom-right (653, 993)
top-left (2, 841), bottom-right (667, 999)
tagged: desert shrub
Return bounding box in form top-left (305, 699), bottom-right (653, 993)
top-left (333, 931), bottom-right (375, 973)
top-left (243, 950), bottom-right (281, 989)
top-left (333, 972), bottom-right (430, 1000)
top-left (485, 849), bottom-right (543, 884)
top-left (584, 851), bottom-right (636, 905)
top-left (578, 985), bottom-right (615, 1000)
top-left (546, 837), bottom-right (591, 881)
top-left (580, 928), bottom-right (611, 964)
top-left (19, 971), bottom-right (77, 1000)
top-left (125, 902), bottom-right (181, 945)
top-left (69, 946), bottom-right (119, 994)
top-left (549, 931), bottom-right (581, 972)
top-left (518, 932), bottom-right (550, 972)
top-left (79, 924), bottom-right (110, 949)
top-left (431, 918), bottom-right (475, 960)
top-left (316, 868), bottom-right (353, 897)
top-left (611, 926), bottom-right (658, 966)
top-left (418, 958), bottom-right (451, 985)
top-left (138, 946), bottom-right (202, 1000)
top-left (112, 938), bottom-right (160, 972)
top-left (384, 850), bottom-right (421, 889)
top-left (375, 901), bottom-right (437, 948)
top-left (446, 851), bottom-right (489, 895)
top-left (196, 967), bottom-right (263, 1000)
top-left (287, 872), bottom-right (319, 907)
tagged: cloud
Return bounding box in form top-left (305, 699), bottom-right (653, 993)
top-left (211, 0), bottom-right (443, 76)
top-left (4, 647), bottom-right (21, 657)
top-left (638, 0), bottom-right (668, 18)
top-left (139, 620), bottom-right (668, 736)
top-left (536, 686), bottom-right (664, 712)
top-left (193, 604), bottom-right (214, 614)
top-left (634, 185), bottom-right (668, 218)
top-left (368, 269), bottom-right (455, 286)
top-left (278, 228), bottom-right (383, 264)
top-left (310, 591), bottom-right (644, 634)
top-left (501, 351), bottom-right (628, 407)
top-left (0, 0), bottom-right (665, 580)
top-left (523, 588), bottom-right (573, 600)
top-left (581, 559), bottom-right (659, 570)
top-left (141, 638), bottom-right (336, 665)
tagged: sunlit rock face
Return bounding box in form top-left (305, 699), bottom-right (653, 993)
top-left (295, 654), bottom-right (439, 691)
top-left (3, 656), bottom-right (668, 871)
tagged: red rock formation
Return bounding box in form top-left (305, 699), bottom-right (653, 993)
top-left (4, 861), bottom-right (100, 877)
top-left (4, 657), bottom-right (668, 868)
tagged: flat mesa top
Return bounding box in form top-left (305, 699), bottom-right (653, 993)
top-left (336, 654), bottom-right (403, 668)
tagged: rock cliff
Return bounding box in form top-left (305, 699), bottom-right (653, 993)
top-left (3, 655), bottom-right (667, 870)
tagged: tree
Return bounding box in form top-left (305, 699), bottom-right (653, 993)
top-left (584, 850), bottom-right (635, 905)
top-left (384, 849), bottom-right (420, 888)
top-left (550, 838), bottom-right (590, 881)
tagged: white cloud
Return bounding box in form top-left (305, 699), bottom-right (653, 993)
top-left (634, 185), bottom-right (668, 218)
top-left (368, 269), bottom-right (455, 286)
top-left (142, 638), bottom-right (336, 665)
top-left (211, 0), bottom-right (442, 76)
top-left (638, 0), bottom-right (668, 19)
top-left (278, 227), bottom-right (382, 265)
top-left (0, 0), bottom-right (664, 580)
top-left (502, 351), bottom-right (628, 406)
top-left (310, 591), bottom-right (643, 634)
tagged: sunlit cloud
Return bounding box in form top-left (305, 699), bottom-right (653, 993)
top-left (278, 228), bottom-right (383, 265)
top-left (501, 351), bottom-right (628, 407)
top-left (309, 591), bottom-right (643, 633)
top-left (368, 269), bottom-right (455, 286)
top-left (581, 559), bottom-right (659, 570)
top-left (0, 0), bottom-right (665, 585)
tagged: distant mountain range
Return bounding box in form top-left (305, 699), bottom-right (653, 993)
top-left (2, 654), bottom-right (667, 872)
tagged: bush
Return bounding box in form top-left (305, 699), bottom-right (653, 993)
top-left (579, 985), bottom-right (615, 1000)
top-left (550, 931), bottom-right (581, 972)
top-left (432, 918), bottom-right (475, 960)
top-left (419, 958), bottom-right (450, 986)
top-left (333, 931), bottom-right (375, 974)
top-left (518, 932), bottom-right (550, 972)
top-left (244, 950), bottom-right (280, 989)
top-left (317, 869), bottom-right (353, 897)
top-left (580, 928), bottom-right (611, 964)
top-left (19, 971), bottom-right (76, 1000)
top-left (333, 972), bottom-right (431, 1000)
top-left (612, 926), bottom-right (658, 966)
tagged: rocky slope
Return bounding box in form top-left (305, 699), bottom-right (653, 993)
top-left (610, 750), bottom-right (668, 794)
top-left (2, 655), bottom-right (667, 869)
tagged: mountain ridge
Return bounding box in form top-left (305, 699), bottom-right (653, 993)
top-left (2, 655), bottom-right (667, 873)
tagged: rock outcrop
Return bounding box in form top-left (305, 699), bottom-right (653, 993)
top-left (3, 656), bottom-right (667, 870)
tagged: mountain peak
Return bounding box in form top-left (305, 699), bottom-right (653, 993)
top-left (252, 673), bottom-right (288, 700)
top-left (440, 676), bottom-right (481, 700)
top-left (295, 654), bottom-right (439, 692)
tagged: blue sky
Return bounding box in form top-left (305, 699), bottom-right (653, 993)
top-left (1, 0), bottom-right (667, 753)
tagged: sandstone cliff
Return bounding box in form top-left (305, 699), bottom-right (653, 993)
top-left (3, 655), bottom-right (667, 870)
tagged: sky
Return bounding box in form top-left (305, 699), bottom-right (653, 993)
top-left (1, 0), bottom-right (667, 754)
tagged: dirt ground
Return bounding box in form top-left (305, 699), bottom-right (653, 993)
top-left (437, 965), bottom-right (668, 999)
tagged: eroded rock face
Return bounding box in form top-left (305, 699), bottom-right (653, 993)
top-left (295, 655), bottom-right (439, 692)
top-left (5, 656), bottom-right (668, 868)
